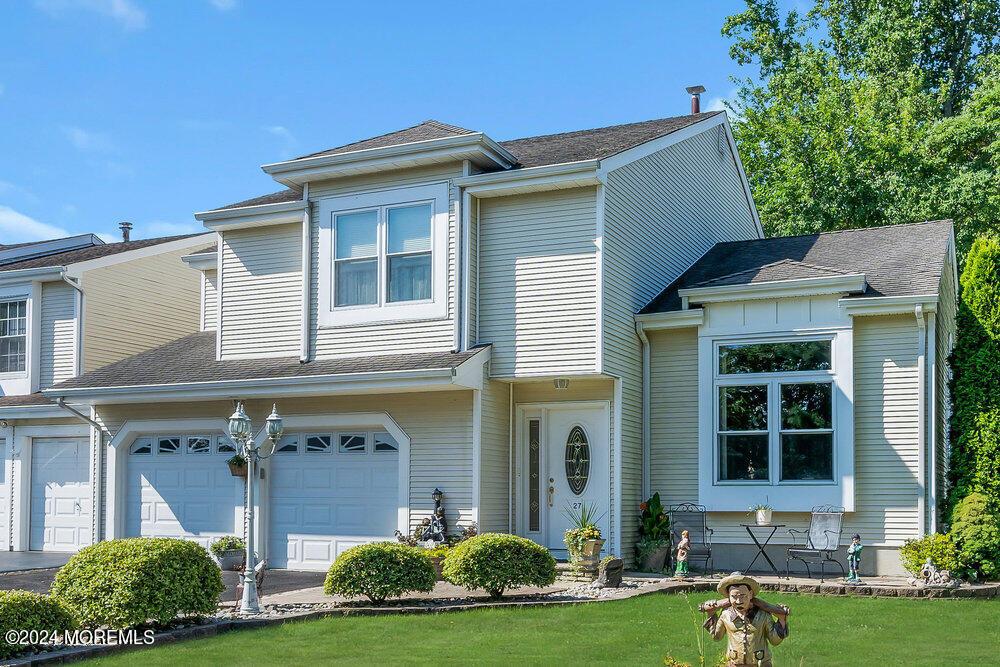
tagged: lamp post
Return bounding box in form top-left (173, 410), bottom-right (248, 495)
top-left (228, 401), bottom-right (283, 615)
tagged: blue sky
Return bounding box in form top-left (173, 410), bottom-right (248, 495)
top-left (0, 1), bottom-right (755, 243)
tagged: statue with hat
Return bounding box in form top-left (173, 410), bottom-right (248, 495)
top-left (699, 572), bottom-right (789, 666)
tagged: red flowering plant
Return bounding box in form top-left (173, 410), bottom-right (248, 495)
top-left (636, 492), bottom-right (670, 570)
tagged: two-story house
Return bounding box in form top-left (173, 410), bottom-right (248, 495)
top-left (1, 230), bottom-right (214, 552)
top-left (43, 107), bottom-right (954, 575)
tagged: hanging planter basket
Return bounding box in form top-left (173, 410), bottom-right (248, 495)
top-left (228, 456), bottom-right (248, 478)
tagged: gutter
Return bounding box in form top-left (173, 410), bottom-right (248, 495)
top-left (300, 183), bottom-right (311, 363)
top-left (60, 271), bottom-right (85, 376)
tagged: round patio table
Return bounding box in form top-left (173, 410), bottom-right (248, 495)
top-left (740, 523), bottom-right (786, 576)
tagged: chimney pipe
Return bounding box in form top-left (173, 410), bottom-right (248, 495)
top-left (686, 85), bottom-right (706, 114)
top-left (119, 221), bottom-right (133, 242)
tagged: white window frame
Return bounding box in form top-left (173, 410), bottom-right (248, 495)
top-left (698, 329), bottom-right (855, 512)
top-left (317, 183), bottom-right (449, 327)
top-left (0, 285), bottom-right (32, 383)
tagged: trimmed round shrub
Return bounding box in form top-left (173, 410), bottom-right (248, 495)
top-left (51, 537), bottom-right (224, 628)
top-left (0, 590), bottom-right (77, 659)
top-left (442, 533), bottom-right (556, 599)
top-left (950, 491), bottom-right (1000, 580)
top-left (899, 533), bottom-right (959, 576)
top-left (323, 542), bottom-right (436, 603)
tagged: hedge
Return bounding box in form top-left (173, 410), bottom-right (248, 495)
top-left (0, 590), bottom-right (77, 659)
top-left (324, 542), bottom-right (436, 603)
top-left (442, 533), bottom-right (556, 599)
top-left (899, 533), bottom-right (960, 577)
top-left (51, 537), bottom-right (225, 629)
top-left (950, 492), bottom-right (1000, 580)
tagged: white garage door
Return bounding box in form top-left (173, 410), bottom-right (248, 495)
top-left (29, 438), bottom-right (92, 552)
top-left (0, 440), bottom-right (10, 551)
top-left (268, 431), bottom-right (398, 570)
top-left (126, 435), bottom-right (242, 548)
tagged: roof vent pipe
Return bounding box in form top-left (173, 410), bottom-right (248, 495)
top-left (686, 85), bottom-right (706, 114)
top-left (119, 221), bottom-right (133, 242)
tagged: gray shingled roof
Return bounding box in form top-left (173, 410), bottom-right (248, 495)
top-left (213, 112), bottom-right (721, 211)
top-left (49, 331), bottom-right (483, 391)
top-left (0, 393), bottom-right (55, 408)
top-left (641, 220), bottom-right (954, 314)
top-left (0, 234), bottom-right (208, 272)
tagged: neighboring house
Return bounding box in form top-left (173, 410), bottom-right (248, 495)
top-left (0, 230), bottom-right (215, 552)
top-left (38, 108), bottom-right (954, 575)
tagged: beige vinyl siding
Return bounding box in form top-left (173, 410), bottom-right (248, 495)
top-left (219, 223), bottom-right (302, 359)
top-left (648, 328), bottom-right (699, 504)
top-left (478, 187), bottom-right (599, 377)
top-left (479, 371), bottom-right (511, 532)
top-left (602, 128), bottom-right (759, 556)
top-left (934, 255), bottom-right (956, 525)
top-left (81, 243), bottom-right (208, 372)
top-left (203, 270), bottom-right (218, 331)
top-left (39, 281), bottom-right (77, 387)
top-left (94, 390), bottom-right (475, 539)
top-left (309, 164), bottom-right (460, 358)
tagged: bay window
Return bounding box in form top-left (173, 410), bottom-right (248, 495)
top-left (0, 299), bottom-right (27, 374)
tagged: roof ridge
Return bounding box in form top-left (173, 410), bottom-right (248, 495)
top-left (690, 258), bottom-right (849, 288)
top-left (717, 219), bottom-right (954, 246)
top-left (294, 119), bottom-right (475, 161)
top-left (499, 111), bottom-right (723, 144)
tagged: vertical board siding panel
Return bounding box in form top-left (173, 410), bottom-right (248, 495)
top-left (648, 328), bottom-right (699, 504)
top-left (81, 243), bottom-right (209, 371)
top-left (39, 281), bottom-right (77, 387)
top-left (603, 129), bottom-right (758, 557)
top-left (203, 270), bottom-right (218, 331)
top-left (309, 165), bottom-right (460, 358)
top-left (219, 223), bottom-right (302, 359)
top-left (479, 371), bottom-right (511, 532)
top-left (478, 187), bottom-right (598, 376)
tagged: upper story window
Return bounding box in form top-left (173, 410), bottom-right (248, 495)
top-left (318, 183), bottom-right (449, 327)
top-left (0, 299), bottom-right (27, 374)
top-left (715, 339), bottom-right (835, 484)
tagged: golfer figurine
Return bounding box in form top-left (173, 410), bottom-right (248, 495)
top-left (674, 530), bottom-right (691, 578)
top-left (845, 533), bottom-right (863, 584)
top-left (700, 572), bottom-right (789, 666)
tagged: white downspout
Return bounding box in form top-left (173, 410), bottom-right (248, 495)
top-left (927, 311), bottom-right (938, 533)
top-left (60, 271), bottom-right (85, 376)
top-left (636, 321), bottom-right (651, 499)
top-left (508, 381), bottom-right (514, 533)
top-left (299, 183), bottom-right (311, 363)
top-left (915, 304), bottom-right (927, 536)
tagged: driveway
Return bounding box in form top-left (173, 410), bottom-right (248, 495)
top-left (0, 551), bottom-right (72, 573)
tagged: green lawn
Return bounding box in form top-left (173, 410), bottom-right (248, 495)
top-left (87, 593), bottom-right (999, 666)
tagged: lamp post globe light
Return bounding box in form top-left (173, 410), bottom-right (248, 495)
top-left (228, 401), bottom-right (283, 615)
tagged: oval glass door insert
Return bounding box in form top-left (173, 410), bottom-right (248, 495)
top-left (564, 425), bottom-right (590, 495)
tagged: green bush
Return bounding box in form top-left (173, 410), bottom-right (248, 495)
top-left (950, 491), bottom-right (1000, 580)
top-left (899, 533), bottom-right (960, 576)
top-left (323, 542), bottom-right (436, 603)
top-left (442, 533), bottom-right (556, 599)
top-left (209, 535), bottom-right (245, 556)
top-left (51, 537), bottom-right (224, 629)
top-left (0, 590), bottom-right (77, 659)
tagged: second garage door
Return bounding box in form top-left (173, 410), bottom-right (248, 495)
top-left (29, 438), bottom-right (92, 552)
top-left (267, 431), bottom-right (399, 570)
top-left (126, 435), bottom-right (242, 548)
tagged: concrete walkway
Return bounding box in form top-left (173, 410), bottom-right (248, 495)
top-left (0, 551), bottom-right (71, 573)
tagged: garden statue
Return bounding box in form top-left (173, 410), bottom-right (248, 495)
top-left (420, 488), bottom-right (449, 544)
top-left (673, 529), bottom-right (690, 578)
top-left (594, 556), bottom-right (624, 588)
top-left (845, 533), bottom-right (863, 584)
top-left (910, 557), bottom-right (960, 588)
top-left (700, 572), bottom-right (789, 667)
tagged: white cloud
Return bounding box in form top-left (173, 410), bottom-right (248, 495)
top-left (35, 0), bottom-right (148, 31)
top-left (0, 206), bottom-right (71, 243)
top-left (61, 125), bottom-right (114, 152)
top-left (263, 125), bottom-right (298, 159)
top-left (209, 0), bottom-right (237, 10)
top-left (144, 221), bottom-right (204, 237)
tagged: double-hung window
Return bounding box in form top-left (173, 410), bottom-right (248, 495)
top-left (716, 339), bottom-right (835, 484)
top-left (0, 300), bottom-right (27, 374)
top-left (319, 183), bottom-right (448, 327)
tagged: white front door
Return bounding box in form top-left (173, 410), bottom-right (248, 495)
top-left (519, 403), bottom-right (610, 554)
top-left (0, 440), bottom-right (9, 550)
top-left (29, 438), bottom-right (92, 552)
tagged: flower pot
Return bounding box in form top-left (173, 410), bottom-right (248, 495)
top-left (756, 509), bottom-right (773, 525)
top-left (228, 461), bottom-right (248, 478)
top-left (642, 543), bottom-right (671, 572)
top-left (581, 538), bottom-right (605, 560)
top-left (216, 549), bottom-right (245, 571)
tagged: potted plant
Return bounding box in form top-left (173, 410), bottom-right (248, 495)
top-left (636, 492), bottom-right (671, 572)
top-left (425, 544), bottom-right (450, 580)
top-left (749, 502), bottom-right (773, 526)
top-left (563, 503), bottom-right (605, 576)
top-left (210, 535), bottom-right (246, 571)
top-left (227, 453), bottom-right (247, 478)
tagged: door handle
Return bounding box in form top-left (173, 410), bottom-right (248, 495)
top-left (547, 477), bottom-right (555, 508)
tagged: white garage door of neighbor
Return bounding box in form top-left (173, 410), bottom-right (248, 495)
top-left (268, 431), bottom-right (399, 570)
top-left (0, 440), bottom-right (10, 551)
top-left (29, 438), bottom-right (92, 552)
top-left (126, 435), bottom-right (242, 548)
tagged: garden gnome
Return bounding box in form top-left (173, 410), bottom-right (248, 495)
top-left (845, 533), bottom-right (863, 583)
top-left (674, 529), bottom-right (691, 578)
top-left (700, 572), bottom-right (789, 666)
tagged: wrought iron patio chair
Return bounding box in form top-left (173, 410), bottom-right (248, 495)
top-left (786, 505), bottom-right (846, 581)
top-left (667, 502), bottom-right (713, 573)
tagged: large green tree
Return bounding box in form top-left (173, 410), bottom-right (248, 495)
top-left (722, 0), bottom-right (1000, 251)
